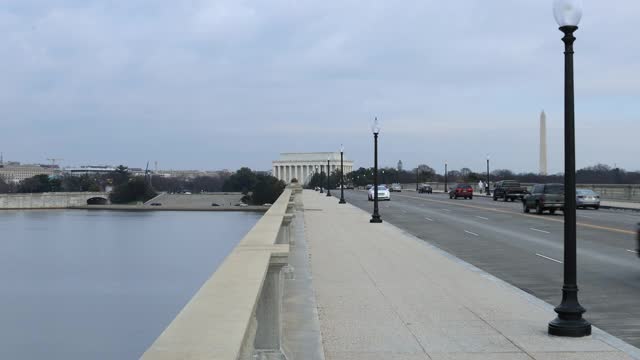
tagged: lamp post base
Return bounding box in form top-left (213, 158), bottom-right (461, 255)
top-left (320, 189), bottom-right (324, 194)
top-left (370, 215), bottom-right (382, 223)
top-left (326, 191), bottom-right (332, 197)
top-left (339, 199), bottom-right (346, 204)
top-left (548, 289), bottom-right (591, 337)
top-left (548, 317), bottom-right (591, 337)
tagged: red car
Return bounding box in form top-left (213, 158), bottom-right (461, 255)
top-left (449, 184), bottom-right (474, 200)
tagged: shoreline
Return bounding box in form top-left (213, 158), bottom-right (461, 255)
top-left (0, 205), bottom-right (268, 212)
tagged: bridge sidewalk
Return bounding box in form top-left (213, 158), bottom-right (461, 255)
top-left (302, 190), bottom-right (639, 360)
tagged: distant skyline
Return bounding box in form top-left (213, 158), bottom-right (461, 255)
top-left (2, 1), bottom-right (639, 173)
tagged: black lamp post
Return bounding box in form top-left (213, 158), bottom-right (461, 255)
top-left (319, 165), bottom-right (324, 194)
top-left (339, 145), bottom-right (346, 204)
top-left (326, 156), bottom-right (332, 197)
top-left (548, 0), bottom-right (591, 338)
top-left (444, 162), bottom-right (448, 193)
top-left (486, 155), bottom-right (491, 195)
top-left (416, 167), bottom-right (420, 191)
top-left (370, 117), bottom-right (382, 223)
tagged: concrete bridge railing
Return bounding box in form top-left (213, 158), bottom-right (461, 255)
top-left (142, 187), bottom-right (297, 360)
top-left (398, 182), bottom-right (640, 202)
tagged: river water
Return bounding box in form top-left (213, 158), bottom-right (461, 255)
top-left (0, 210), bottom-right (261, 360)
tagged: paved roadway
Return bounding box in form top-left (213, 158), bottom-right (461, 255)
top-left (336, 189), bottom-right (640, 347)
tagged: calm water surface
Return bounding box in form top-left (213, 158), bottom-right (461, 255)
top-left (0, 210), bottom-right (261, 360)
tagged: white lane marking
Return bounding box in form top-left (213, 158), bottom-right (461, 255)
top-left (530, 228), bottom-right (551, 234)
top-left (536, 253), bottom-right (563, 264)
top-left (441, 209), bottom-right (451, 212)
top-left (627, 249), bottom-right (638, 254)
top-left (402, 209), bottom-right (408, 213)
top-left (464, 230), bottom-right (479, 237)
top-left (475, 216), bottom-right (489, 220)
top-left (425, 217), bottom-right (434, 222)
top-left (578, 214), bottom-right (593, 219)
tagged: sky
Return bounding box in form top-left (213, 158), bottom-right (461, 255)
top-left (1, 0), bottom-right (639, 174)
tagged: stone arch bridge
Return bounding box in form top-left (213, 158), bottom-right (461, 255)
top-left (0, 192), bottom-right (110, 209)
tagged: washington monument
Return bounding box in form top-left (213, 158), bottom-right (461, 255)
top-left (539, 111), bottom-right (548, 175)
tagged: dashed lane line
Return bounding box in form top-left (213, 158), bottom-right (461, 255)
top-left (394, 193), bottom-right (635, 236)
top-left (425, 217), bottom-right (434, 222)
top-left (464, 230), bottom-right (479, 237)
top-left (536, 253), bottom-right (563, 264)
top-left (530, 228), bottom-right (551, 234)
top-left (627, 249), bottom-right (638, 254)
top-left (475, 216), bottom-right (489, 220)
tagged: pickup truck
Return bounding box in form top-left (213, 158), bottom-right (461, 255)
top-left (493, 180), bottom-right (529, 202)
top-left (522, 183), bottom-right (565, 215)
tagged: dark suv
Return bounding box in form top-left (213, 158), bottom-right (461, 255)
top-left (449, 184), bottom-right (473, 200)
top-left (523, 183), bottom-right (564, 214)
top-left (418, 184), bottom-right (433, 194)
top-left (493, 180), bottom-right (529, 202)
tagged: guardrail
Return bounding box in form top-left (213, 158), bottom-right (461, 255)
top-left (142, 187), bottom-right (297, 360)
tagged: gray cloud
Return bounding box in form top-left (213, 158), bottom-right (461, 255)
top-left (1, 0), bottom-right (638, 173)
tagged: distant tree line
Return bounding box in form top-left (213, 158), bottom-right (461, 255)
top-left (317, 163), bottom-right (640, 187)
top-left (222, 167), bottom-right (287, 205)
top-left (0, 165), bottom-right (287, 205)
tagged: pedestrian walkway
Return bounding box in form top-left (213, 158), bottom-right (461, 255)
top-left (303, 190), bottom-right (639, 360)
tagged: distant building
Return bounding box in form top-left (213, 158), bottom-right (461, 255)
top-left (272, 152), bottom-right (354, 184)
top-left (397, 160), bottom-right (403, 172)
top-left (155, 169), bottom-right (224, 179)
top-left (0, 164), bottom-right (60, 183)
top-left (64, 166), bottom-right (117, 176)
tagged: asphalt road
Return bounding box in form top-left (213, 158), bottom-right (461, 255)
top-left (336, 189), bottom-right (640, 347)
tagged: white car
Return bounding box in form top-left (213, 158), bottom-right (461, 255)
top-left (368, 185), bottom-right (391, 201)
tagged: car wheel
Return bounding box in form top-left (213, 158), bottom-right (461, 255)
top-left (503, 195), bottom-right (508, 202)
top-left (594, 205), bottom-right (600, 210)
top-left (523, 202), bottom-right (530, 213)
top-left (469, 196), bottom-right (473, 200)
top-left (536, 203), bottom-right (544, 215)
top-left (549, 209), bottom-right (556, 215)
top-left (493, 196), bottom-right (497, 201)
top-left (454, 195), bottom-right (458, 200)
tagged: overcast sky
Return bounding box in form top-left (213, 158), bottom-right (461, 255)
top-left (1, 1), bottom-right (638, 174)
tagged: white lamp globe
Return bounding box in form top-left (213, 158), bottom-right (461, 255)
top-left (372, 117), bottom-right (380, 134)
top-left (553, 0), bottom-right (582, 27)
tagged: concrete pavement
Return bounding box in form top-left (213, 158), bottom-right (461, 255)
top-left (303, 190), bottom-right (639, 359)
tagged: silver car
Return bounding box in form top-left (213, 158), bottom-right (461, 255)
top-left (576, 189), bottom-right (600, 209)
top-left (368, 185), bottom-right (391, 201)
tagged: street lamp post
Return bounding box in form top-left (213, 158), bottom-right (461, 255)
top-left (326, 157), bottom-right (332, 197)
top-left (444, 162), bottom-right (448, 193)
top-left (416, 167), bottom-right (420, 191)
top-left (319, 165), bottom-right (324, 194)
top-left (486, 155), bottom-right (491, 195)
top-left (370, 117), bottom-right (382, 223)
top-left (548, 0), bottom-right (591, 338)
top-left (339, 145), bottom-right (346, 204)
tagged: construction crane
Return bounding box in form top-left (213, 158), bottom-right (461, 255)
top-left (47, 158), bottom-right (64, 166)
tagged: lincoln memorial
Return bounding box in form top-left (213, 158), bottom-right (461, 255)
top-left (272, 152), bottom-right (354, 184)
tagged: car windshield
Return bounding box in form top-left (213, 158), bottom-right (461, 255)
top-left (545, 185), bottom-right (564, 194)
top-left (377, 186), bottom-right (387, 190)
top-left (577, 189), bottom-right (596, 196)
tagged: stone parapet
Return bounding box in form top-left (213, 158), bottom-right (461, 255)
top-left (141, 189), bottom-right (295, 360)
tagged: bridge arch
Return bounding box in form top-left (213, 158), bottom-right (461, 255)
top-left (86, 197), bottom-right (109, 205)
